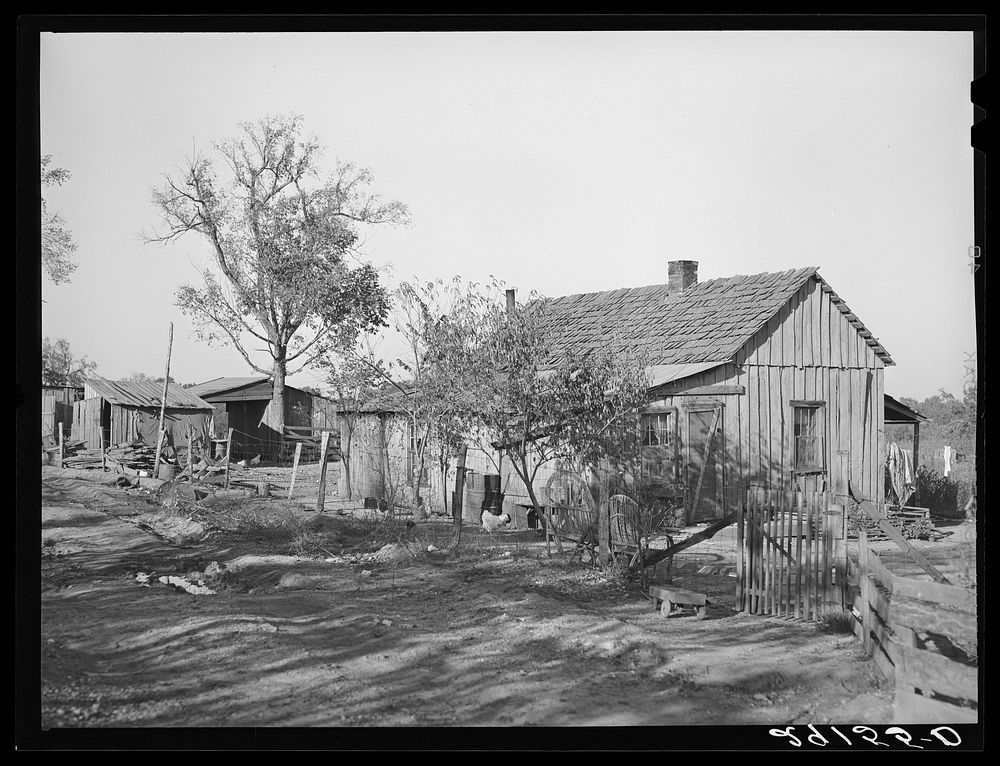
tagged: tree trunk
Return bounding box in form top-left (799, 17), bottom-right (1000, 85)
top-left (270, 351), bottom-right (287, 458)
top-left (340, 426), bottom-right (354, 499)
top-left (450, 445), bottom-right (468, 549)
top-left (515, 453), bottom-right (543, 518)
top-left (441, 461), bottom-right (449, 514)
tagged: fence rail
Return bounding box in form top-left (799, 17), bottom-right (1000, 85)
top-left (851, 528), bottom-right (978, 723)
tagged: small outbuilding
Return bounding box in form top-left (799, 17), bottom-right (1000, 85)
top-left (72, 377), bottom-right (215, 450)
top-left (186, 376), bottom-right (338, 460)
top-left (42, 384), bottom-right (84, 441)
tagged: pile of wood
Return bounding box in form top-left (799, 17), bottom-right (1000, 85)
top-left (848, 505), bottom-right (936, 541)
top-left (103, 444), bottom-right (170, 476)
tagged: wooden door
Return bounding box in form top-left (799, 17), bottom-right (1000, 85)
top-left (687, 407), bottom-right (724, 522)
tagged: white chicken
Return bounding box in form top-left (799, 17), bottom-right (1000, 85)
top-left (482, 512), bottom-right (511, 533)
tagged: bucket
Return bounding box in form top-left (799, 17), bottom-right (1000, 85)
top-left (463, 486), bottom-right (485, 523)
top-left (482, 490), bottom-right (505, 515)
top-left (158, 463), bottom-right (177, 481)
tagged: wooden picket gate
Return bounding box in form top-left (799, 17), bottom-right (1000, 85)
top-left (737, 488), bottom-right (847, 620)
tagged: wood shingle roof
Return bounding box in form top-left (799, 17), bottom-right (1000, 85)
top-left (538, 267), bottom-right (893, 367)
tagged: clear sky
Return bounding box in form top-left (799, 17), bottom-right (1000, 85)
top-left (39, 30), bottom-right (976, 400)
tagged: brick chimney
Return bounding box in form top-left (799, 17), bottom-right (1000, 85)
top-left (667, 260), bottom-right (699, 293)
top-left (506, 288), bottom-right (516, 315)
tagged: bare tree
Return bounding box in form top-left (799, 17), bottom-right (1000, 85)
top-left (42, 337), bottom-right (96, 387)
top-left (146, 114), bottom-right (408, 439)
top-left (41, 156), bottom-right (79, 285)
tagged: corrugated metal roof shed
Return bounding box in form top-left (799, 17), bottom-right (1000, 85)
top-left (83, 376), bottom-right (215, 410)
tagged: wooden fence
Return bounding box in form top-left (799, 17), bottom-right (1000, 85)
top-left (738, 488), bottom-right (847, 619)
top-left (852, 528), bottom-right (978, 723)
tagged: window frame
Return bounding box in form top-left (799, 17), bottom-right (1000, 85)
top-left (638, 408), bottom-right (679, 484)
top-left (790, 400), bottom-right (826, 475)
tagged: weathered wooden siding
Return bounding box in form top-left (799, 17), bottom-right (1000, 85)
top-left (42, 386), bottom-right (82, 441)
top-left (730, 276), bottom-right (885, 506)
top-left (311, 396), bottom-right (339, 431)
top-left (71, 397), bottom-right (103, 450)
top-left (736, 278), bottom-right (885, 370)
top-left (344, 413), bottom-right (417, 507)
top-left (646, 362), bottom-right (745, 520)
top-left (641, 277), bottom-right (887, 517)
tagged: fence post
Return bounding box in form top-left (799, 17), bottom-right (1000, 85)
top-left (185, 427), bottom-right (193, 480)
top-left (99, 426), bottom-right (106, 471)
top-left (858, 527), bottom-right (873, 655)
top-left (57, 422), bottom-right (64, 469)
top-left (288, 442), bottom-right (303, 501)
top-left (596, 463), bottom-right (610, 566)
top-left (735, 487), bottom-right (745, 612)
top-left (316, 431), bottom-right (331, 513)
top-left (223, 427), bottom-right (234, 490)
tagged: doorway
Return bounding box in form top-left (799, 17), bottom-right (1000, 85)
top-left (687, 407), bottom-right (724, 522)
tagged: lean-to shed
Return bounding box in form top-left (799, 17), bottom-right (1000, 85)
top-left (531, 261), bottom-right (895, 523)
top-left (72, 376), bottom-right (215, 450)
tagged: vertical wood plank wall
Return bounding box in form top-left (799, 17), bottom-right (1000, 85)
top-left (732, 276), bottom-right (886, 506)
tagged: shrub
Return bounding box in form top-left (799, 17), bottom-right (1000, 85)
top-left (915, 466), bottom-right (970, 518)
top-left (816, 610), bottom-right (856, 634)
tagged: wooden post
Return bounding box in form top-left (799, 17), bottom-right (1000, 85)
top-left (57, 422), bottom-right (64, 469)
top-left (452, 445), bottom-right (468, 546)
top-left (223, 427), bottom-right (234, 490)
top-left (912, 423), bottom-right (921, 504)
top-left (794, 491), bottom-right (804, 620)
top-left (99, 426), bottom-right (106, 471)
top-left (597, 472), bottom-right (610, 567)
top-left (185, 427), bottom-right (193, 480)
top-left (287, 442), bottom-right (303, 501)
top-left (153, 322), bottom-right (174, 478)
top-left (858, 527), bottom-right (873, 655)
top-left (316, 430), bottom-right (331, 512)
top-left (736, 488), bottom-right (745, 612)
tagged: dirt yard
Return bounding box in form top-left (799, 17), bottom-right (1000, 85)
top-left (37, 465), bottom-right (914, 731)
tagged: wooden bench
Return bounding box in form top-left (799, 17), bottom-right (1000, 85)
top-left (649, 585), bottom-right (710, 620)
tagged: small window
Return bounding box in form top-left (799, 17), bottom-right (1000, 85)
top-left (642, 412), bottom-right (675, 447)
top-left (640, 411), bottom-right (678, 484)
top-left (792, 402), bottom-right (825, 473)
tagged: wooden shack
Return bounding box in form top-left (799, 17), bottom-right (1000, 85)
top-left (530, 262), bottom-right (894, 523)
top-left (72, 377), bottom-right (215, 450)
top-left (344, 264), bottom-right (903, 528)
top-left (338, 385), bottom-right (422, 506)
top-left (187, 376), bottom-right (338, 461)
top-left (42, 384), bottom-right (83, 441)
